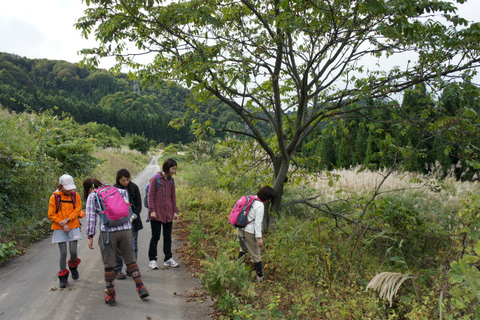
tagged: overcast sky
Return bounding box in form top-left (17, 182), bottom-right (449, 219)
top-left (0, 0), bottom-right (479, 70)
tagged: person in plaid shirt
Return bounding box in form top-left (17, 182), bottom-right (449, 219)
top-left (147, 158), bottom-right (180, 270)
top-left (83, 177), bottom-right (149, 306)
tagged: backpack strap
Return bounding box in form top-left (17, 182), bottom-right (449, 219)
top-left (245, 196), bottom-right (260, 225)
top-left (93, 189), bottom-right (109, 248)
top-left (54, 194), bottom-right (61, 213)
top-left (54, 191), bottom-right (76, 214)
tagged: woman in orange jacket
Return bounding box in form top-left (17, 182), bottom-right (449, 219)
top-left (47, 174), bottom-right (82, 288)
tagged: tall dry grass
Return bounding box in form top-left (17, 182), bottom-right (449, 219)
top-left (307, 165), bottom-right (479, 209)
top-left (92, 147), bottom-right (156, 184)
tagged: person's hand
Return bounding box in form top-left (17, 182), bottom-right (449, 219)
top-left (257, 238), bottom-right (264, 247)
top-left (173, 213), bottom-right (179, 222)
top-left (150, 211), bottom-right (156, 220)
top-left (88, 237), bottom-right (94, 250)
top-left (63, 224), bottom-right (70, 232)
top-left (59, 219), bottom-right (67, 227)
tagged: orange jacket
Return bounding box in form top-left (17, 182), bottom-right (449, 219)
top-left (48, 190), bottom-right (82, 230)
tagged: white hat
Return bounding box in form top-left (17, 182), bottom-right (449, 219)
top-left (59, 174), bottom-right (76, 190)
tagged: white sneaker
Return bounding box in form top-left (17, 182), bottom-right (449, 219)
top-left (149, 260), bottom-right (158, 270)
top-left (163, 258), bottom-right (179, 268)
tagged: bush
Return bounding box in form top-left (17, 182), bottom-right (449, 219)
top-left (0, 241), bottom-right (19, 263)
top-left (128, 134), bottom-right (150, 154)
top-left (163, 144), bottom-right (178, 156)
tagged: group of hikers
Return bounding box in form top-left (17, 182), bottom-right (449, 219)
top-left (47, 158), bottom-right (275, 306)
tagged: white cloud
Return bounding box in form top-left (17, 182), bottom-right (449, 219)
top-left (0, 0), bottom-right (114, 68)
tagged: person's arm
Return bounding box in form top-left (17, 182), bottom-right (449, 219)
top-left (47, 194), bottom-right (62, 224)
top-left (171, 180), bottom-right (178, 214)
top-left (254, 202), bottom-right (264, 246)
top-left (148, 177), bottom-right (156, 219)
top-left (85, 193), bottom-right (97, 248)
top-left (132, 183), bottom-right (142, 215)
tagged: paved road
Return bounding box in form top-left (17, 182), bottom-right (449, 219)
top-left (0, 156), bottom-right (213, 320)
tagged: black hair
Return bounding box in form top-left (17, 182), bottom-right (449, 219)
top-left (116, 168), bottom-right (131, 185)
top-left (256, 186), bottom-right (275, 202)
top-left (82, 177), bottom-right (102, 201)
top-left (162, 158), bottom-right (178, 176)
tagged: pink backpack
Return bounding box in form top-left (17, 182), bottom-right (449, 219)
top-left (229, 195), bottom-right (260, 227)
top-left (94, 185), bottom-right (130, 227)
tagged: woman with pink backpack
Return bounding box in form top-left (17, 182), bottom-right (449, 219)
top-left (236, 186), bottom-right (275, 282)
top-left (83, 177), bottom-right (149, 306)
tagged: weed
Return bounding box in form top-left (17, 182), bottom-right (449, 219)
top-left (0, 241), bottom-right (19, 263)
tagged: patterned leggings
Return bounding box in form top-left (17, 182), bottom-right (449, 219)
top-left (58, 241), bottom-right (78, 270)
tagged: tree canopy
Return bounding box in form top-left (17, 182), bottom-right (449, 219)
top-left (77, 0), bottom-right (480, 215)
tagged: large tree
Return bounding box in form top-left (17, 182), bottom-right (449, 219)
top-left (77, 0), bottom-right (480, 214)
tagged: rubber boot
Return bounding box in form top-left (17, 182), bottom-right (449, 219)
top-left (68, 258), bottom-right (81, 280)
top-left (254, 261), bottom-right (264, 282)
top-left (237, 251), bottom-right (246, 261)
top-left (58, 269), bottom-right (69, 288)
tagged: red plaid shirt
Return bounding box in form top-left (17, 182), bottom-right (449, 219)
top-left (147, 172), bottom-right (177, 223)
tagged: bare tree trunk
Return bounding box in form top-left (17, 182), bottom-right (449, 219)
top-left (265, 155), bottom-right (289, 230)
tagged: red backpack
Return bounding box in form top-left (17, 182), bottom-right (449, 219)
top-left (229, 195), bottom-right (260, 228)
top-left (54, 191), bottom-right (76, 213)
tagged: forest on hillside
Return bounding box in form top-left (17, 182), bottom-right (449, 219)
top-left (0, 52), bottom-right (244, 144)
top-left (1, 52), bottom-right (480, 180)
top-left (301, 82), bottom-right (480, 180)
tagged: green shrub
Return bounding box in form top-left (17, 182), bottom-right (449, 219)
top-left (128, 134), bottom-right (150, 154)
top-left (163, 145), bottom-right (178, 156)
top-left (0, 241), bottom-right (19, 262)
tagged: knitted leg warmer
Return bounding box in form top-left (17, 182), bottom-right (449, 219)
top-left (126, 262), bottom-right (144, 288)
top-left (104, 267), bottom-right (115, 297)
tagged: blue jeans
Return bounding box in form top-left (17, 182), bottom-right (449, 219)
top-left (114, 228), bottom-right (138, 274)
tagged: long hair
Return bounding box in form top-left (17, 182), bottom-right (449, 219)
top-left (115, 168), bottom-right (131, 186)
top-left (162, 158), bottom-right (178, 177)
top-left (82, 177), bottom-right (102, 201)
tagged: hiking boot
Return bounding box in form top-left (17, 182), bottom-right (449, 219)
top-left (149, 260), bottom-right (158, 270)
top-left (68, 258), bottom-right (81, 280)
top-left (58, 269), bottom-right (69, 288)
top-left (137, 285), bottom-right (149, 300)
top-left (164, 258), bottom-right (179, 268)
top-left (104, 293), bottom-right (116, 306)
top-left (257, 275), bottom-right (264, 283)
top-left (115, 272), bottom-right (126, 280)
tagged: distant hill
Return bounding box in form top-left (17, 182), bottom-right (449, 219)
top-left (0, 52), bottom-right (240, 144)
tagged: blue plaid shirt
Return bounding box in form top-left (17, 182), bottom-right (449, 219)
top-left (85, 186), bottom-right (132, 237)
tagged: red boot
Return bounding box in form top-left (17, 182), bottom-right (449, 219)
top-left (68, 258), bottom-right (81, 280)
top-left (58, 269), bottom-right (69, 288)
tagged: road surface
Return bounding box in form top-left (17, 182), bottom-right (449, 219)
top-left (0, 156), bottom-right (214, 320)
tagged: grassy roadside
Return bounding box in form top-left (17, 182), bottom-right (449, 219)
top-left (174, 159), bottom-right (480, 319)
